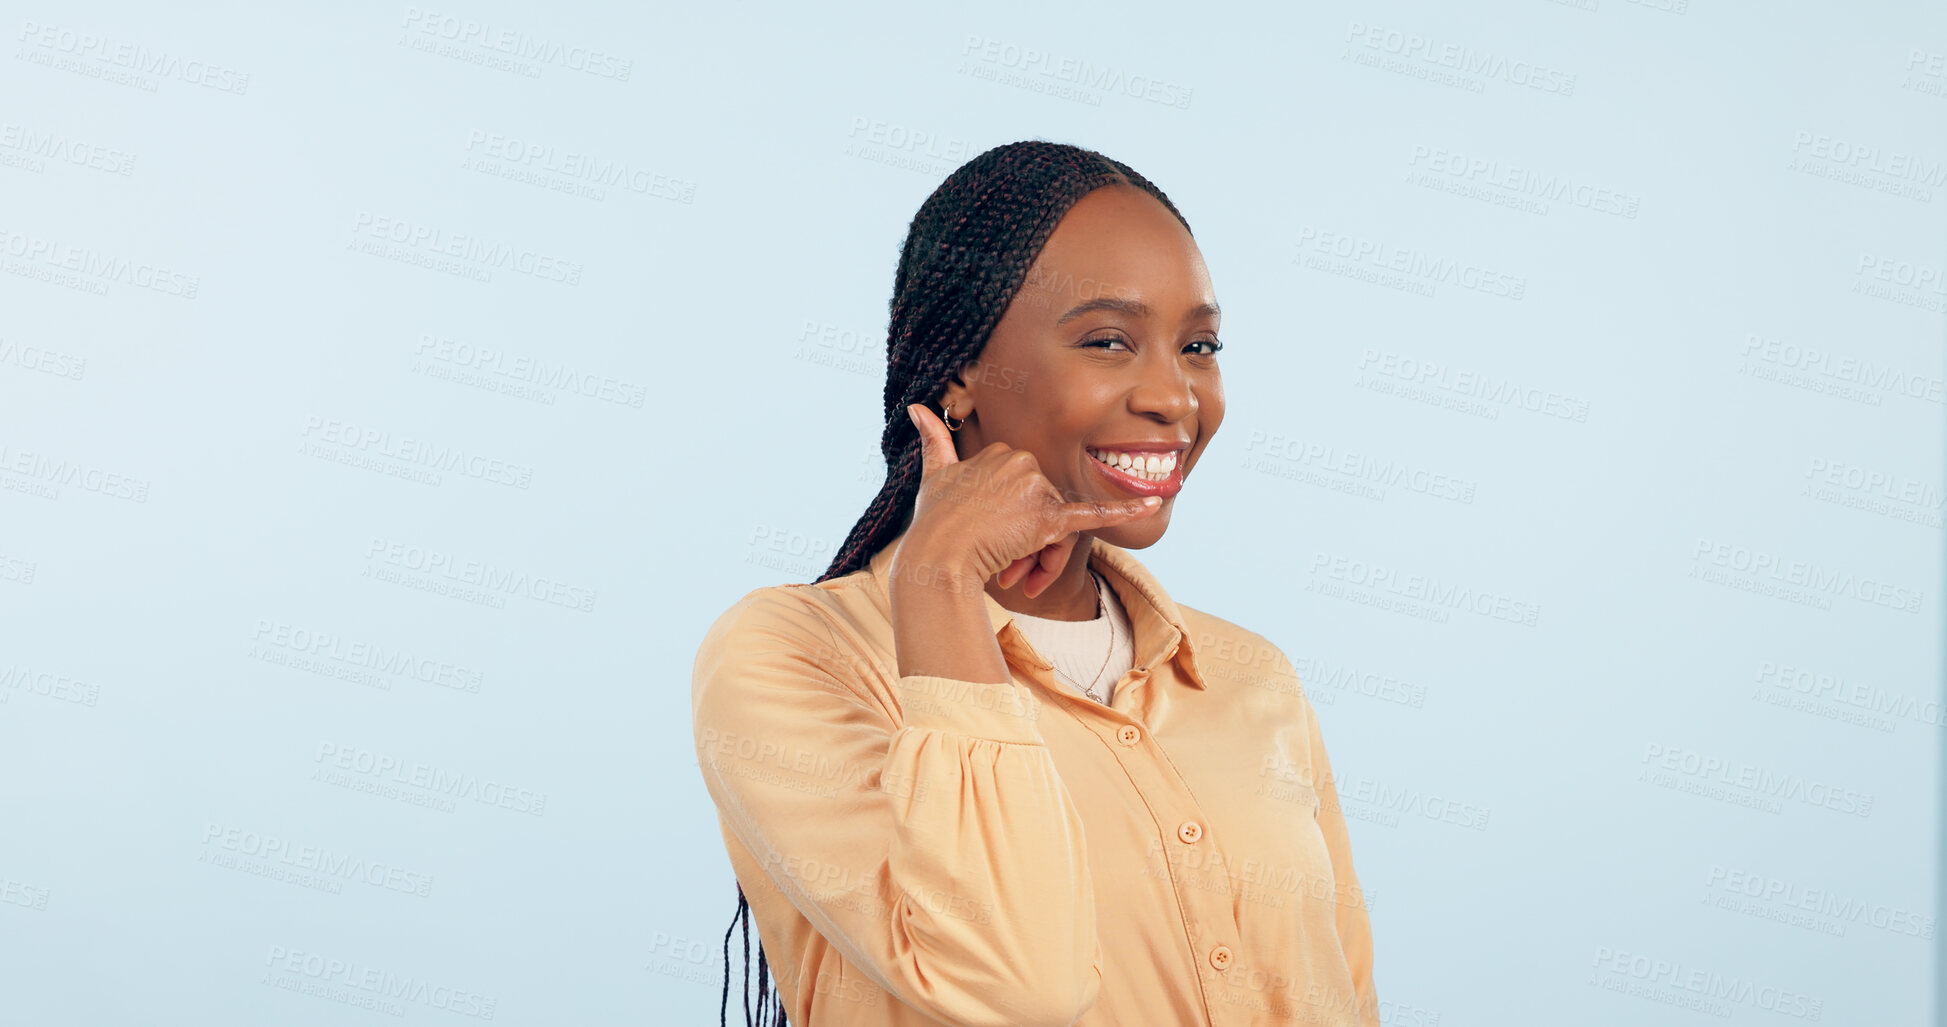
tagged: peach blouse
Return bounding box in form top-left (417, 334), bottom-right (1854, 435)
top-left (691, 528), bottom-right (1380, 1026)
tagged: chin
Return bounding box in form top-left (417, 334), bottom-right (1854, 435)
top-left (1095, 516), bottom-right (1169, 550)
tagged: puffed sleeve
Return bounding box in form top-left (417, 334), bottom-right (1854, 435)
top-left (1306, 699), bottom-right (1381, 1027)
top-left (691, 587), bottom-right (1103, 1027)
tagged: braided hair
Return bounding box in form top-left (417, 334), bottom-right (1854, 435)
top-left (719, 139), bottom-right (1193, 1027)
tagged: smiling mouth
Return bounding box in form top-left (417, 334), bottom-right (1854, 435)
top-left (1084, 446), bottom-right (1185, 498)
top-left (1085, 447), bottom-right (1178, 482)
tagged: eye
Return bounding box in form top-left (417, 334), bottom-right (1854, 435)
top-left (1081, 335), bottom-right (1223, 356)
top-left (1080, 334), bottom-right (1131, 351)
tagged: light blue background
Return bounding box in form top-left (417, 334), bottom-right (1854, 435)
top-left (0, 1), bottom-right (1942, 1024)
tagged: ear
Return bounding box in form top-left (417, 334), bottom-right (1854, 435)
top-left (938, 367), bottom-right (977, 421)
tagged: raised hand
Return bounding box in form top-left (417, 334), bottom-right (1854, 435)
top-left (905, 403), bottom-right (1161, 600)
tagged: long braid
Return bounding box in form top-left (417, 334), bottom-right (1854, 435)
top-left (718, 140), bottom-right (1192, 1027)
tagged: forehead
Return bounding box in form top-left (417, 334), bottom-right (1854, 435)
top-left (1019, 185), bottom-right (1211, 309)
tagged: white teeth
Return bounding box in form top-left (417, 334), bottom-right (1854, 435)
top-left (1087, 448), bottom-right (1177, 482)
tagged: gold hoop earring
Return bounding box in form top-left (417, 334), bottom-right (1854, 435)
top-left (941, 403), bottom-right (964, 432)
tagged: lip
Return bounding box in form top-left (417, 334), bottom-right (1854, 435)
top-left (1089, 442), bottom-right (1190, 456)
top-left (1085, 445), bottom-right (1186, 499)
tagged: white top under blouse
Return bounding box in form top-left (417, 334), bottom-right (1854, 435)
top-left (1002, 568), bottom-right (1135, 704)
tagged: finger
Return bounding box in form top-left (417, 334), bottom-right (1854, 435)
top-left (1020, 534), bottom-right (1078, 600)
top-left (906, 403), bottom-right (960, 475)
top-left (996, 554), bottom-right (1038, 590)
top-left (1062, 496), bottom-right (1163, 534)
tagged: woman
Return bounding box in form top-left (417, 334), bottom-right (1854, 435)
top-left (692, 141), bottom-right (1379, 1026)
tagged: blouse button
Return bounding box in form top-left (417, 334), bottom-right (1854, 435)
top-left (1177, 820), bottom-right (1203, 844)
top-left (1209, 945), bottom-right (1233, 971)
top-left (1116, 725), bottom-right (1141, 746)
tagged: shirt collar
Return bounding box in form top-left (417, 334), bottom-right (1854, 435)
top-left (865, 529), bottom-right (1208, 689)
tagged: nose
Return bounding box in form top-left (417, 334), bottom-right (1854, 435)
top-left (1129, 349), bottom-right (1199, 422)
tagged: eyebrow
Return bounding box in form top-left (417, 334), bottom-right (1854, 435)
top-left (1054, 297), bottom-right (1222, 325)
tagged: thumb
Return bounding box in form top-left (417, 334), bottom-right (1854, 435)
top-left (907, 403), bottom-right (960, 475)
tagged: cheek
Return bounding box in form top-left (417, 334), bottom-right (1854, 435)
top-left (1206, 393), bottom-right (1226, 429)
top-left (1199, 391), bottom-right (1225, 432)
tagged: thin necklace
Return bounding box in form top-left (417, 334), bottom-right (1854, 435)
top-left (1048, 570), bottom-right (1117, 704)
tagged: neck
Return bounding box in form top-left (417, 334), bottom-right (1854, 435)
top-left (985, 536), bottom-right (1100, 621)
